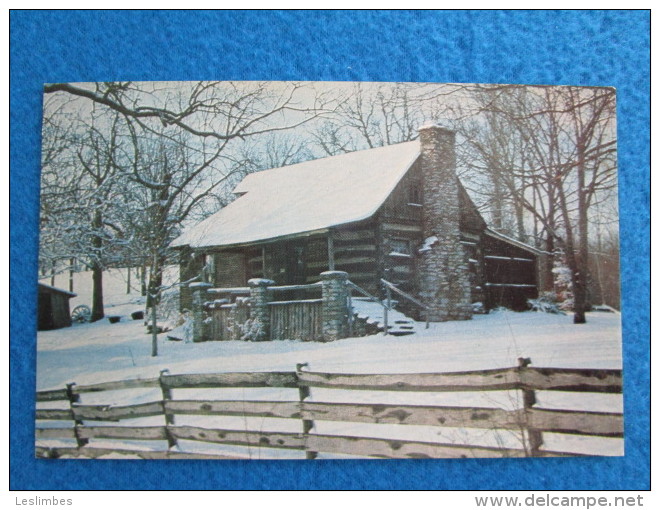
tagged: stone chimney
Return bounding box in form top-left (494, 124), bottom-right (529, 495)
top-left (417, 124), bottom-right (472, 321)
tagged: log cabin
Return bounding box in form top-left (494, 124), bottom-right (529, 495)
top-left (172, 125), bottom-right (542, 321)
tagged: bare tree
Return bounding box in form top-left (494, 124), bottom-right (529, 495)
top-left (44, 82), bottom-right (327, 140)
top-left (458, 108), bottom-right (533, 241)
top-left (465, 85), bottom-right (617, 323)
top-left (40, 107), bottom-right (126, 321)
top-left (43, 81), bottom-right (328, 354)
top-left (310, 82), bottom-right (462, 155)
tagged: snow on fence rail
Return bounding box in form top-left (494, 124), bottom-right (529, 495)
top-left (35, 359), bottom-right (623, 460)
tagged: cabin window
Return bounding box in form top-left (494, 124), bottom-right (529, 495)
top-left (294, 246), bottom-right (304, 265)
top-left (408, 183), bottom-right (422, 204)
top-left (201, 253), bottom-right (216, 283)
top-left (389, 239), bottom-right (412, 256)
top-left (199, 254), bottom-right (209, 282)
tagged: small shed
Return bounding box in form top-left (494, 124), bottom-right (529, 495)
top-left (38, 283), bottom-right (77, 330)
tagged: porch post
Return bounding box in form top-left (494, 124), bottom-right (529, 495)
top-left (327, 230), bottom-right (335, 271)
top-left (248, 278), bottom-right (274, 341)
top-left (261, 246), bottom-right (266, 278)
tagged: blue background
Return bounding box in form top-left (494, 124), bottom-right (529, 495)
top-left (10, 10), bottom-right (650, 490)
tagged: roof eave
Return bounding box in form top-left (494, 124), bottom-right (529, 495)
top-left (188, 227), bottom-right (332, 251)
top-left (37, 282), bottom-right (78, 297)
top-left (483, 228), bottom-right (546, 255)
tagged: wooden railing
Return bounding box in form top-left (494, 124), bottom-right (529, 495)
top-left (35, 360), bottom-right (623, 460)
top-left (269, 282), bottom-right (323, 293)
top-left (381, 278), bottom-right (430, 329)
top-left (203, 278), bottom-right (422, 341)
top-left (346, 280), bottom-right (390, 336)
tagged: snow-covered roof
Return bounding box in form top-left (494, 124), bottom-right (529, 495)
top-left (173, 141), bottom-right (420, 248)
top-left (38, 282), bottom-right (77, 297)
top-left (483, 228), bottom-right (544, 255)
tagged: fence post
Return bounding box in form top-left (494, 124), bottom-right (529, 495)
top-left (65, 383), bottom-right (88, 448)
top-left (248, 278), bottom-right (274, 341)
top-left (347, 291), bottom-right (353, 337)
top-left (296, 363), bottom-right (317, 460)
top-left (384, 285), bottom-right (392, 335)
top-left (190, 282), bottom-right (212, 342)
top-left (159, 369), bottom-right (177, 449)
top-left (518, 357), bottom-right (543, 457)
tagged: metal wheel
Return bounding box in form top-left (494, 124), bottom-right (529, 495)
top-left (71, 304), bottom-right (92, 323)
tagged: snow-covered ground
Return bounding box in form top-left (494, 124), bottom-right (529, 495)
top-left (36, 268), bottom-right (624, 459)
top-left (37, 305), bottom-right (623, 390)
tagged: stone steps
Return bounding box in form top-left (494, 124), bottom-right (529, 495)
top-left (351, 298), bottom-right (417, 336)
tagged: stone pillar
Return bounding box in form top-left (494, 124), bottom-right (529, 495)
top-left (418, 124), bottom-right (472, 321)
top-left (248, 278), bottom-right (274, 341)
top-left (320, 271), bottom-right (350, 342)
top-left (190, 282), bottom-right (212, 342)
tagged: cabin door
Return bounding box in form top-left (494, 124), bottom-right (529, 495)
top-left (287, 242), bottom-right (306, 285)
top-left (38, 292), bottom-right (54, 330)
top-left (286, 242), bottom-right (307, 299)
top-left (214, 251), bottom-right (247, 287)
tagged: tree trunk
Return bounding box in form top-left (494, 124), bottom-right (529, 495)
top-left (572, 268), bottom-right (587, 324)
top-left (146, 260), bottom-right (164, 309)
top-left (564, 249), bottom-right (586, 324)
top-left (515, 203), bottom-right (526, 243)
top-left (140, 264), bottom-right (147, 296)
top-left (69, 257), bottom-right (75, 292)
top-left (151, 301), bottom-right (158, 357)
top-left (491, 174), bottom-right (504, 231)
top-left (574, 140), bottom-right (590, 324)
top-left (90, 208), bottom-right (105, 321)
top-left (543, 233), bottom-right (555, 293)
top-left (149, 249), bottom-right (161, 356)
top-left (146, 173), bottom-right (170, 309)
top-left (91, 262), bottom-right (105, 322)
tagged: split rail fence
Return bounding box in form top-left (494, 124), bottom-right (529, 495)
top-left (36, 360), bottom-right (623, 460)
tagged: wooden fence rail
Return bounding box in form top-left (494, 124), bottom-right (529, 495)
top-left (35, 360), bottom-right (623, 460)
